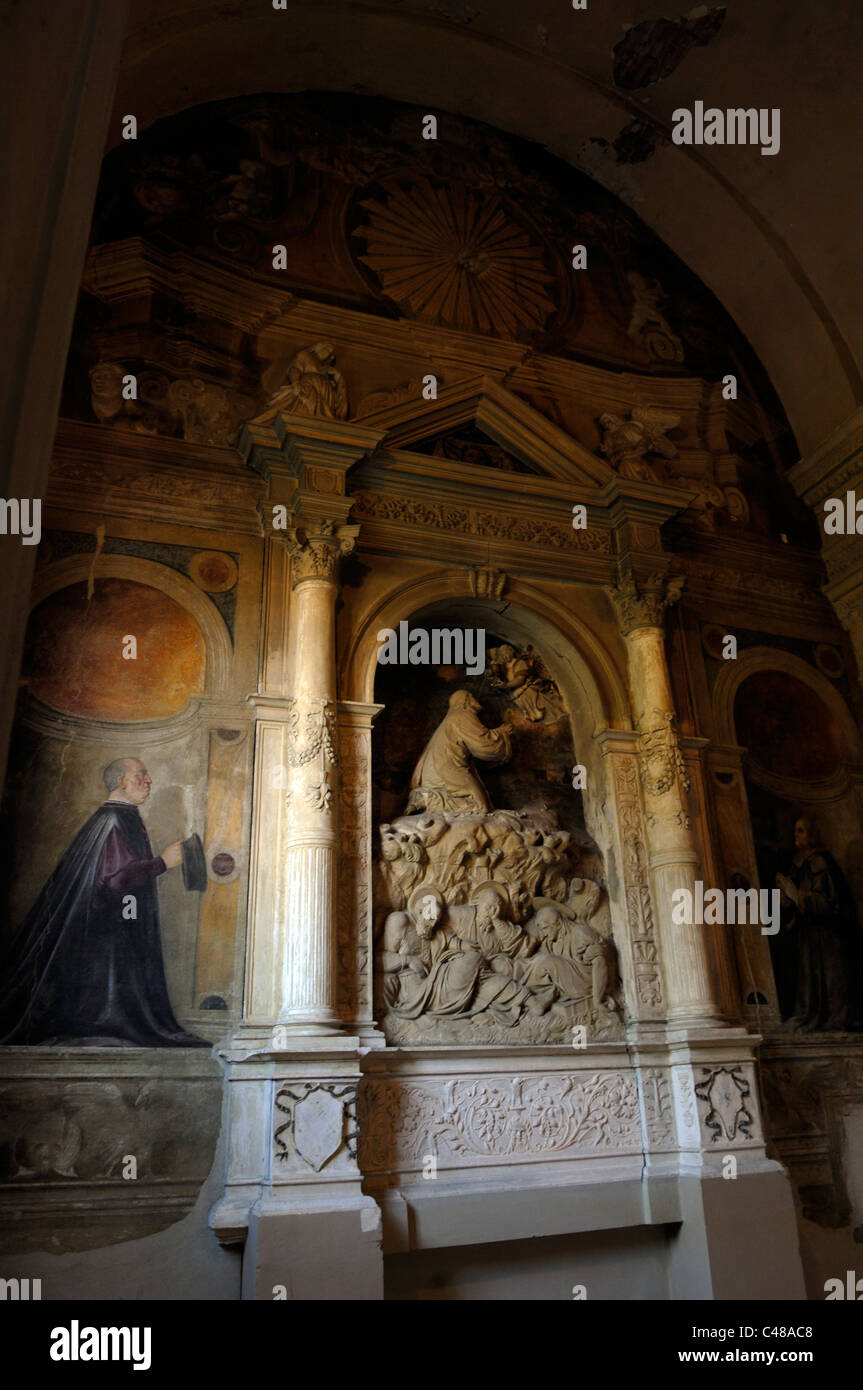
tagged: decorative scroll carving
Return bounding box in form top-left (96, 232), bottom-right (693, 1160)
top-left (694, 1066), bottom-right (754, 1143)
top-left (350, 491), bottom-right (612, 553)
top-left (358, 1072), bottom-right (640, 1171)
top-left (613, 754), bottom-right (663, 1011)
top-left (51, 457), bottom-right (254, 506)
top-left (274, 1082), bottom-right (358, 1171)
top-left (598, 405), bottom-right (680, 482)
top-left (89, 362), bottom-right (254, 445)
top-left (337, 725), bottom-right (372, 1021)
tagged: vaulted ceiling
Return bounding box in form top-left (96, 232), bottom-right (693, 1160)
top-left (113, 0), bottom-right (863, 458)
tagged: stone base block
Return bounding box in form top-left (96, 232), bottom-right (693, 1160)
top-left (242, 1199), bottom-right (383, 1300)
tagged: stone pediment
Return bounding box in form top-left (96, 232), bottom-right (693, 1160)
top-left (359, 377), bottom-right (613, 490)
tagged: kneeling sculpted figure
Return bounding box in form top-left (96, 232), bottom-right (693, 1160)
top-left (406, 690), bottom-right (512, 814)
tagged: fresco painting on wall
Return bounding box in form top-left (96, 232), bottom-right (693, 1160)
top-left (0, 757), bottom-right (208, 1047)
top-left (0, 572), bottom-right (216, 1047)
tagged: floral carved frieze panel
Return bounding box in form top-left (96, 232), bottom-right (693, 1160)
top-left (350, 491), bottom-right (612, 554)
top-left (358, 1071), bottom-right (641, 1173)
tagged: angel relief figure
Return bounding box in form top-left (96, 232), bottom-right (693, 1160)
top-left (486, 644), bottom-right (565, 724)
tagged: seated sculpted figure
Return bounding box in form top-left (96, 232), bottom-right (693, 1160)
top-left (406, 690), bottom-right (512, 815)
top-left (515, 903), bottom-right (617, 1015)
top-left (383, 884), bottom-right (540, 1026)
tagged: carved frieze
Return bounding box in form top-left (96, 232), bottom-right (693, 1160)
top-left (350, 490), bottom-right (612, 553)
top-left (358, 1071), bottom-right (641, 1172)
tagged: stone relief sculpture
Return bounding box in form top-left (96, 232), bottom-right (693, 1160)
top-left (376, 691), bottom-right (620, 1044)
top-left (486, 643), bottom-right (565, 724)
top-left (626, 272), bottom-right (685, 364)
top-left (268, 341), bottom-right (348, 420)
top-left (406, 689), bottom-right (512, 814)
top-left (598, 405), bottom-right (680, 482)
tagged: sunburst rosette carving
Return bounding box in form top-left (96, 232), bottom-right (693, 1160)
top-left (351, 177), bottom-right (557, 338)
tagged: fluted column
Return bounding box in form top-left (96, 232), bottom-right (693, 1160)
top-left (279, 522), bottom-right (356, 1032)
top-left (607, 572), bottom-right (723, 1027)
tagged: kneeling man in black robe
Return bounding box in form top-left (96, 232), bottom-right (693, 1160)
top-left (0, 757), bottom-right (208, 1047)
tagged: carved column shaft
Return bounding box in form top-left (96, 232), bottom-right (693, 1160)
top-left (609, 576), bottom-right (723, 1027)
top-left (280, 537), bottom-right (346, 1032)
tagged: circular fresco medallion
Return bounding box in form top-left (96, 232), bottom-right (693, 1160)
top-left (189, 551), bottom-right (238, 593)
top-left (813, 644), bottom-right (845, 680)
top-left (701, 623), bottom-right (728, 660)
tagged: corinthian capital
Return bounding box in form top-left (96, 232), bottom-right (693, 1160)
top-left (287, 520), bottom-right (359, 586)
top-left (605, 570), bottom-right (685, 636)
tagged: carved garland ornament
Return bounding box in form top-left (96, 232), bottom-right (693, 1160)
top-left (637, 710), bottom-right (691, 799)
top-left (284, 697), bottom-right (339, 813)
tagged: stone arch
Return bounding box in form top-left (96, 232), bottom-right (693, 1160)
top-left (342, 569), bottom-right (629, 733)
top-left (29, 553), bottom-right (232, 704)
top-left (345, 567), bottom-right (631, 961)
top-left (712, 644), bottom-right (862, 764)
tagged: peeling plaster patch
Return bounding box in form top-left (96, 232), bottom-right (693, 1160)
top-left (613, 7), bottom-right (726, 91)
top-left (613, 119), bottom-right (666, 164)
top-left (576, 138), bottom-right (645, 203)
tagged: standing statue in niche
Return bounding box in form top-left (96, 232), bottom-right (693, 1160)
top-left (406, 690), bottom-right (512, 814)
top-left (776, 815), bottom-right (863, 1031)
top-left (268, 341), bottom-right (348, 420)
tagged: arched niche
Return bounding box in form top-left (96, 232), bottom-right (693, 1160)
top-left (348, 569), bottom-right (631, 1044)
top-left (343, 568), bottom-right (629, 870)
top-left (713, 645), bottom-right (863, 1024)
top-left (713, 645), bottom-right (863, 793)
